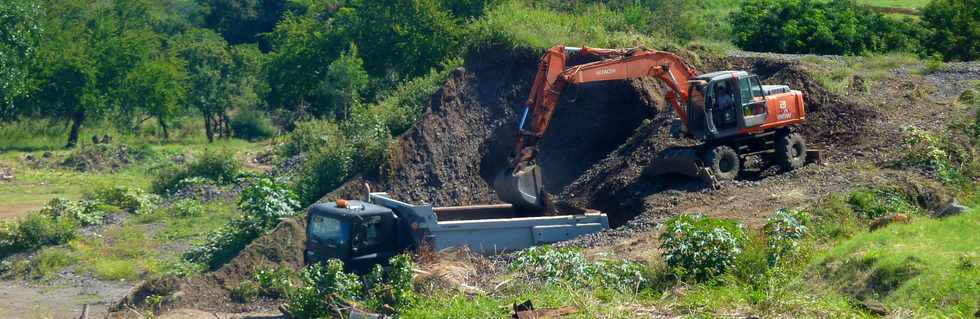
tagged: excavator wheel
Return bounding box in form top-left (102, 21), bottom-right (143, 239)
top-left (703, 145), bottom-right (739, 181)
top-left (776, 132), bottom-right (807, 171)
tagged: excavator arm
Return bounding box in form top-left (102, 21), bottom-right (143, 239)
top-left (496, 45), bottom-right (699, 211)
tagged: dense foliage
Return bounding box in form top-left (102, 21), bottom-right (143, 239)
top-left (284, 255), bottom-right (416, 316)
top-left (921, 0), bottom-right (979, 61)
top-left (151, 149), bottom-right (243, 194)
top-left (510, 245), bottom-right (648, 291)
top-left (731, 0), bottom-right (921, 56)
top-left (660, 214), bottom-right (746, 281)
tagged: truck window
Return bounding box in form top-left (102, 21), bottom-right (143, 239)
top-left (356, 216), bottom-right (384, 248)
top-left (310, 215), bottom-right (347, 245)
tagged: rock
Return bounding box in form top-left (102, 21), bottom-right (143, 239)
top-left (870, 213), bottom-right (910, 231)
top-left (860, 300), bottom-right (888, 316)
top-left (933, 199), bottom-right (970, 218)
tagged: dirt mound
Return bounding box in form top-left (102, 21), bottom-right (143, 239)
top-left (114, 218), bottom-right (307, 314)
top-left (62, 144), bottom-right (157, 171)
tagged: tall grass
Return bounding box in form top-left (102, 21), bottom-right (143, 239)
top-left (468, 1), bottom-right (664, 50)
top-left (0, 117), bottom-right (211, 151)
top-left (810, 208), bottom-right (980, 316)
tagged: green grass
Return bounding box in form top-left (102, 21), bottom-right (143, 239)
top-left (801, 53), bottom-right (921, 96)
top-left (31, 247), bottom-right (78, 278)
top-left (810, 208), bottom-right (980, 316)
top-left (858, 0), bottom-right (928, 9)
top-left (468, 1), bottom-right (664, 50)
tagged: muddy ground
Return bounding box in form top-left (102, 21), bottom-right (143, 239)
top-left (111, 47), bottom-right (979, 316)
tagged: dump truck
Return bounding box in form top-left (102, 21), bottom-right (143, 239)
top-left (305, 192), bottom-right (608, 270)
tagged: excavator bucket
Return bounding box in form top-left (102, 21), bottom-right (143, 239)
top-left (494, 164), bottom-right (546, 212)
top-left (646, 146), bottom-right (704, 179)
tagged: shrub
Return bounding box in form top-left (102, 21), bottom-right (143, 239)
top-left (168, 198), bottom-right (204, 217)
top-left (0, 213), bottom-right (77, 257)
top-left (730, 0), bottom-right (923, 55)
top-left (285, 260), bottom-right (361, 318)
top-left (278, 120), bottom-right (345, 159)
top-left (231, 280), bottom-right (260, 303)
top-left (151, 149), bottom-right (242, 194)
top-left (659, 214), bottom-right (745, 281)
top-left (253, 266), bottom-right (295, 299)
top-left (32, 247), bottom-right (78, 278)
top-left (239, 176), bottom-right (301, 225)
top-left (231, 109), bottom-right (276, 141)
top-left (85, 186), bottom-right (160, 215)
top-left (764, 209), bottom-right (809, 265)
top-left (364, 255), bottom-right (416, 313)
top-left (38, 198), bottom-right (107, 226)
top-left (509, 245), bottom-right (647, 291)
top-left (294, 144), bottom-right (354, 205)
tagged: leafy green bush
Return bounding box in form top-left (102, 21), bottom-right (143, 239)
top-left (231, 109), bottom-right (276, 141)
top-left (285, 260), bottom-right (362, 318)
top-left (763, 209), bottom-right (809, 265)
top-left (38, 198), bottom-right (107, 226)
top-left (510, 245), bottom-right (647, 291)
top-left (151, 149), bottom-right (243, 194)
top-left (295, 144), bottom-right (354, 205)
top-left (86, 186), bottom-right (160, 215)
top-left (278, 120), bottom-right (345, 159)
top-left (730, 0), bottom-right (923, 55)
top-left (168, 198), bottom-right (204, 217)
top-left (184, 177), bottom-right (299, 268)
top-left (660, 214), bottom-right (746, 281)
top-left (253, 267), bottom-right (295, 299)
top-left (364, 255), bottom-right (416, 313)
top-left (231, 279), bottom-right (260, 303)
top-left (0, 214), bottom-right (77, 257)
top-left (285, 255), bottom-right (418, 316)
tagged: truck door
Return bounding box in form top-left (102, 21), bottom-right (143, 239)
top-left (349, 214), bottom-right (396, 268)
top-left (739, 76), bottom-right (767, 128)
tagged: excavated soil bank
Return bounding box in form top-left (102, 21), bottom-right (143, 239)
top-left (115, 47), bottom-right (887, 315)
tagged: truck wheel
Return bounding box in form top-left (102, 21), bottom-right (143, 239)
top-left (776, 132), bottom-right (806, 171)
top-left (703, 145), bottom-right (739, 181)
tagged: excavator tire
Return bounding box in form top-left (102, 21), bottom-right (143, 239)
top-left (703, 145), bottom-right (739, 181)
top-left (776, 132), bottom-right (807, 171)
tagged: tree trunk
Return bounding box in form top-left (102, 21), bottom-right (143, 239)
top-left (159, 117), bottom-right (170, 141)
top-left (221, 112), bottom-right (231, 138)
top-left (203, 111), bottom-right (214, 143)
top-left (67, 109), bottom-right (85, 148)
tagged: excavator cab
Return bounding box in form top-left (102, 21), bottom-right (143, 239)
top-left (685, 71), bottom-right (768, 140)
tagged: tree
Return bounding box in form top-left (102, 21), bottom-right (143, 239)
top-left (119, 56), bottom-right (188, 140)
top-left (264, 5), bottom-right (345, 118)
top-left (197, 0), bottom-right (293, 46)
top-left (921, 0), bottom-right (979, 61)
top-left (175, 28), bottom-right (263, 142)
top-left (334, 0), bottom-right (462, 79)
top-left (0, 0), bottom-right (41, 119)
top-left (316, 44), bottom-right (369, 119)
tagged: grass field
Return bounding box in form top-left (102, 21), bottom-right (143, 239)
top-left (858, 0), bottom-right (929, 8)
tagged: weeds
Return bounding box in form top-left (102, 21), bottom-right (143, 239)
top-left (151, 149), bottom-right (243, 195)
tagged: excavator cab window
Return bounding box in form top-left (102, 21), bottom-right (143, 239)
top-left (739, 76), bottom-right (768, 127)
top-left (686, 82), bottom-right (708, 139)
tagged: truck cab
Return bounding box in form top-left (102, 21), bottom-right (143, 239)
top-left (305, 200), bottom-right (408, 272)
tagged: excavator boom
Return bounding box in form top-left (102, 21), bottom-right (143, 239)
top-left (495, 45), bottom-right (699, 211)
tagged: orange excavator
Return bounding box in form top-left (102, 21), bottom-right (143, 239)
top-left (494, 45), bottom-right (809, 211)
